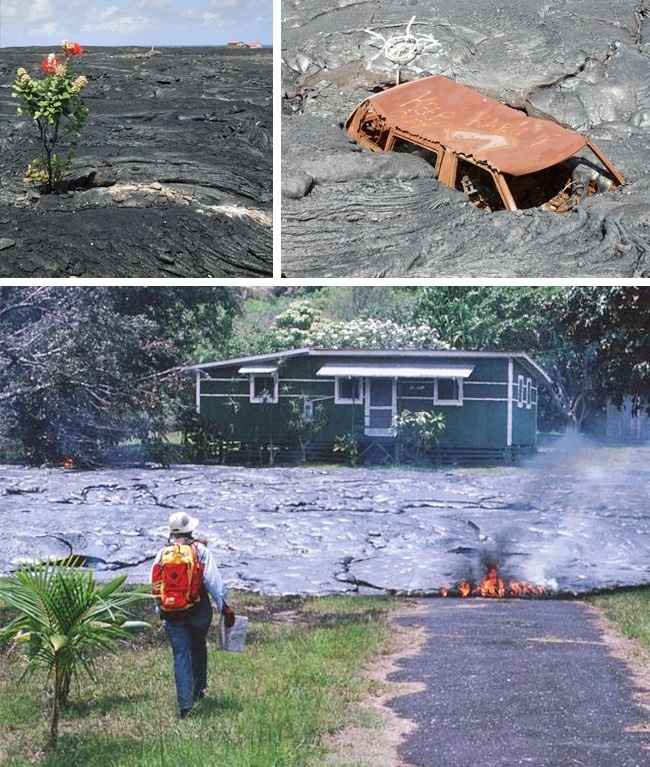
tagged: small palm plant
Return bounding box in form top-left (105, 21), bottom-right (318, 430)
top-left (0, 558), bottom-right (150, 746)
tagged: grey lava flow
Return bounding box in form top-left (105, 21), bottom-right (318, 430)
top-left (2, 444), bottom-right (649, 597)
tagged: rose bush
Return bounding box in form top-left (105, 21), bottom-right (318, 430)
top-left (12, 40), bottom-right (89, 193)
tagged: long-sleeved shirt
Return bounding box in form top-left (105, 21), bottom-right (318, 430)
top-left (195, 541), bottom-right (226, 611)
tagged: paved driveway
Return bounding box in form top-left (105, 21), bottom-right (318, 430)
top-left (390, 600), bottom-right (649, 767)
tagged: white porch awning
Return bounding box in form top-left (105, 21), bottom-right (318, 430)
top-left (316, 363), bottom-right (475, 379)
top-left (238, 365), bottom-right (278, 374)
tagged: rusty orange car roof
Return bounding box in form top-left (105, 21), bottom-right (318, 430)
top-left (346, 76), bottom-right (589, 176)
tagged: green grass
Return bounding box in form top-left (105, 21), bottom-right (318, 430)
top-left (0, 594), bottom-right (401, 767)
top-left (590, 587), bottom-right (650, 662)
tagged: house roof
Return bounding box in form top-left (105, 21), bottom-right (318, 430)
top-left (346, 76), bottom-right (588, 176)
top-left (186, 348), bottom-right (551, 383)
top-left (187, 347), bottom-right (312, 372)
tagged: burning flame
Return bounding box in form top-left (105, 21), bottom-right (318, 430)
top-left (63, 458), bottom-right (74, 469)
top-left (443, 565), bottom-right (546, 598)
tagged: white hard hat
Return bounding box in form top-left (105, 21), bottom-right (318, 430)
top-left (168, 511), bottom-right (199, 535)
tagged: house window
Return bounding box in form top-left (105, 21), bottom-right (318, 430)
top-left (401, 381), bottom-right (434, 399)
top-left (435, 378), bottom-right (462, 405)
top-left (335, 377), bottom-right (363, 404)
top-left (250, 373), bottom-right (278, 403)
top-left (515, 375), bottom-right (533, 407)
top-left (517, 375), bottom-right (525, 408)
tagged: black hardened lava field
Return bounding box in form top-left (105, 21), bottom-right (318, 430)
top-left (0, 46), bottom-right (272, 277)
top-left (3, 443), bottom-right (649, 596)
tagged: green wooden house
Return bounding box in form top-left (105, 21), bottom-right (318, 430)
top-left (186, 348), bottom-right (551, 464)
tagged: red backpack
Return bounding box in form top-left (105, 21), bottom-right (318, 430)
top-left (152, 539), bottom-right (205, 612)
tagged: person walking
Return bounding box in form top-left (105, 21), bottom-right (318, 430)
top-left (151, 511), bottom-right (229, 718)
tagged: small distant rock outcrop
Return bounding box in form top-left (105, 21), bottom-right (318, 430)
top-left (227, 41), bottom-right (264, 48)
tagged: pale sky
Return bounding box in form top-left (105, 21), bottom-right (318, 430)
top-left (0, 0), bottom-right (272, 47)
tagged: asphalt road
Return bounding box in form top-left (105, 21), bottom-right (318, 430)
top-left (390, 599), bottom-right (649, 767)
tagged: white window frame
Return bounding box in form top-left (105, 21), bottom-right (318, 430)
top-left (517, 374), bottom-right (525, 408)
top-left (526, 377), bottom-right (533, 409)
top-left (335, 376), bottom-right (363, 405)
top-left (434, 377), bottom-right (463, 406)
top-left (249, 372), bottom-right (279, 404)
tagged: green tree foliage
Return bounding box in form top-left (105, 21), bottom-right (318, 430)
top-left (0, 287), bottom-right (243, 464)
top-left (557, 287), bottom-right (650, 415)
top-left (315, 286), bottom-right (421, 323)
top-left (411, 287), bottom-right (576, 429)
top-left (0, 287), bottom-right (181, 464)
top-left (411, 286), bottom-right (562, 351)
top-left (110, 287), bottom-right (241, 362)
top-left (411, 286), bottom-right (650, 428)
top-left (0, 560), bottom-right (149, 746)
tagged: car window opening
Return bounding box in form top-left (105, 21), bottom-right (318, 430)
top-left (392, 137), bottom-right (439, 176)
top-left (454, 159), bottom-right (505, 212)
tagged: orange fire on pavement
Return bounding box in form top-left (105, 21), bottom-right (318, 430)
top-left (63, 458), bottom-right (74, 469)
top-left (443, 565), bottom-right (546, 598)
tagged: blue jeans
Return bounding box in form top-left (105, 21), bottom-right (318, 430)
top-left (162, 596), bottom-right (213, 711)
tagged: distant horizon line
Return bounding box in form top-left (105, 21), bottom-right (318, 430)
top-left (0, 43), bottom-right (272, 49)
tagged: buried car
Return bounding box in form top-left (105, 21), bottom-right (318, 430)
top-left (345, 75), bottom-right (625, 213)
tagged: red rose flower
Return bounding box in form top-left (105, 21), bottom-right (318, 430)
top-left (41, 54), bottom-right (62, 74)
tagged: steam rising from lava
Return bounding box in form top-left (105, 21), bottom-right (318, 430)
top-left (440, 434), bottom-right (649, 598)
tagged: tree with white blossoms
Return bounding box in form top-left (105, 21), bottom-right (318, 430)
top-left (264, 300), bottom-right (449, 351)
top-left (307, 317), bottom-right (449, 350)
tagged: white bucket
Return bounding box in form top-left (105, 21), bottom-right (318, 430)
top-left (216, 614), bottom-right (248, 652)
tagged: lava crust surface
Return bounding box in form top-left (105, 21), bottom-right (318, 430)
top-left (281, 0), bottom-right (650, 277)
